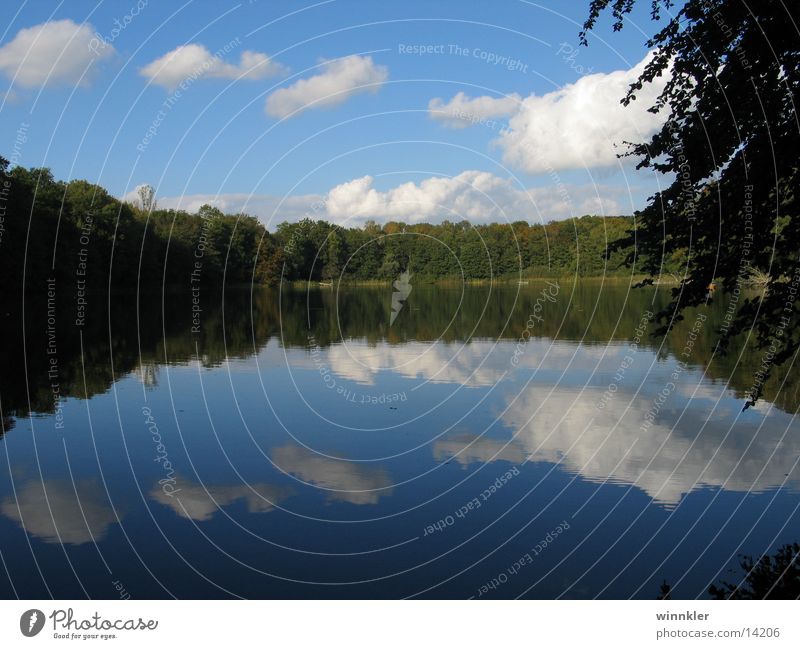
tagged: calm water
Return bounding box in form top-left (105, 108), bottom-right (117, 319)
top-left (1, 282), bottom-right (799, 599)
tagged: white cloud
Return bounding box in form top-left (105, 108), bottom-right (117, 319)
top-left (140, 44), bottom-right (285, 89)
top-left (124, 171), bottom-right (628, 226)
top-left (324, 170), bottom-right (626, 223)
top-left (0, 19), bottom-right (114, 88)
top-left (496, 52), bottom-right (667, 173)
top-left (428, 92), bottom-right (521, 128)
top-left (265, 54), bottom-right (387, 118)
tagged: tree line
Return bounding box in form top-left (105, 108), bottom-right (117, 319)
top-left (0, 156), bottom-right (663, 294)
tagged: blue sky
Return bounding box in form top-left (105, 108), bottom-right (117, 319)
top-left (0, 0), bottom-right (672, 226)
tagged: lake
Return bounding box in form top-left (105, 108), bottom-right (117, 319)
top-left (1, 282), bottom-right (798, 599)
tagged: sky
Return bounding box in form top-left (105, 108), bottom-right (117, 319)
top-left (0, 0), bottom-right (674, 228)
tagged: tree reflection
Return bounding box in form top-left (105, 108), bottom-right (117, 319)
top-left (1, 283), bottom-right (798, 435)
top-left (709, 543), bottom-right (800, 599)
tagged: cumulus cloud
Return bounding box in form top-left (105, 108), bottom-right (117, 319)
top-left (0, 19), bottom-right (114, 88)
top-left (151, 478), bottom-right (291, 521)
top-left (140, 44), bottom-right (285, 89)
top-left (271, 445), bottom-right (393, 505)
top-left (324, 170), bottom-right (626, 223)
top-left (428, 92), bottom-right (521, 128)
top-left (1, 479), bottom-right (119, 544)
top-left (265, 54), bottom-right (387, 118)
top-left (496, 52), bottom-right (667, 173)
top-left (126, 171), bottom-right (628, 226)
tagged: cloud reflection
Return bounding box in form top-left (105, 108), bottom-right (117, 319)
top-left (434, 386), bottom-right (800, 506)
top-left (150, 478), bottom-right (292, 521)
top-left (271, 445), bottom-right (393, 505)
top-left (1, 479), bottom-right (118, 544)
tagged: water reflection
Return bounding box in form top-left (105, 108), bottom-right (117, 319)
top-left (1, 479), bottom-right (118, 545)
top-left (2, 284), bottom-right (797, 425)
top-left (271, 445), bottom-right (394, 505)
top-left (434, 380), bottom-right (800, 506)
top-left (1, 284), bottom-right (799, 598)
top-left (150, 478), bottom-right (292, 521)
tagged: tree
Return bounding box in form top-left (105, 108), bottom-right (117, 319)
top-left (321, 228), bottom-right (344, 280)
top-left (254, 236), bottom-right (284, 286)
top-left (709, 543), bottom-right (800, 599)
top-left (583, 1), bottom-right (800, 403)
top-left (137, 184), bottom-right (156, 213)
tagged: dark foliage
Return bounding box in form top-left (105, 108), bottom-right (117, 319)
top-left (709, 543), bottom-right (800, 599)
top-left (582, 0), bottom-right (800, 404)
top-left (0, 157), bottom-right (653, 295)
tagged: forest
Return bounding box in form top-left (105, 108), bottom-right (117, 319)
top-left (0, 156), bottom-right (659, 292)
